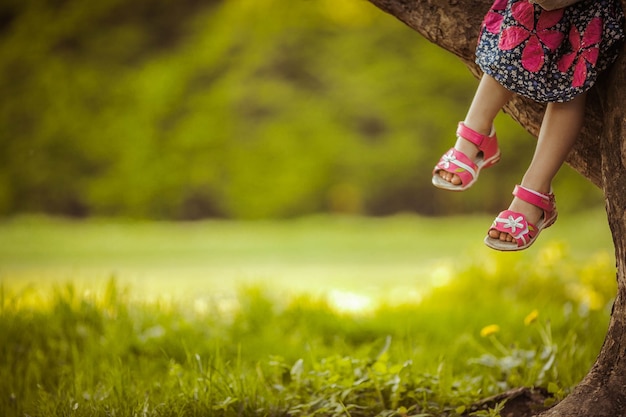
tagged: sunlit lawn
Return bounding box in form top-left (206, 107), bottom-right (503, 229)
top-left (0, 209), bottom-right (618, 416)
top-left (0, 208), bottom-right (614, 306)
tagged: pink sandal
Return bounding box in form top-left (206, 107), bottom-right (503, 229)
top-left (484, 185), bottom-right (558, 251)
top-left (432, 122), bottom-right (501, 191)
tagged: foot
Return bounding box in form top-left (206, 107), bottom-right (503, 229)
top-left (432, 122), bottom-right (500, 191)
top-left (485, 185), bottom-right (558, 251)
top-left (437, 137), bottom-right (480, 186)
top-left (487, 194), bottom-right (544, 243)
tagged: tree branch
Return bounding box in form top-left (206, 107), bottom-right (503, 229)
top-left (367, 0), bottom-right (607, 187)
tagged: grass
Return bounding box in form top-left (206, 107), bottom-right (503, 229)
top-left (0, 209), bottom-right (618, 416)
top-left (0, 208), bottom-right (614, 300)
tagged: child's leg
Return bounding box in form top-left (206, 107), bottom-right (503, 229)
top-left (438, 74), bottom-right (514, 185)
top-left (488, 92), bottom-right (588, 242)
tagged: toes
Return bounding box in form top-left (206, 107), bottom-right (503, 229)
top-left (488, 229), bottom-right (514, 242)
top-left (499, 233), bottom-right (513, 242)
top-left (501, 232), bottom-right (514, 242)
top-left (438, 171), bottom-right (461, 185)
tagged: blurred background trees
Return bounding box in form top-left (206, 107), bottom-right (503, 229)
top-left (0, 0), bottom-right (601, 220)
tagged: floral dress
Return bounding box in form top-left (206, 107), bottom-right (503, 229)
top-left (476, 0), bottom-right (625, 102)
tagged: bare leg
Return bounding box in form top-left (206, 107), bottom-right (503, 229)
top-left (439, 73), bottom-right (514, 185)
top-left (489, 92), bottom-right (587, 242)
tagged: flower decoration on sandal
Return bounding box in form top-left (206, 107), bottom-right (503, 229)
top-left (485, 185), bottom-right (558, 251)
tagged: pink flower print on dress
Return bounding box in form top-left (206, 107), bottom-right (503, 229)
top-left (557, 17), bottom-right (603, 88)
top-left (483, 0), bottom-right (508, 34)
top-left (498, 1), bottom-right (565, 72)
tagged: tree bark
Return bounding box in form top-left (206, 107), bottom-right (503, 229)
top-left (365, 0), bottom-right (626, 415)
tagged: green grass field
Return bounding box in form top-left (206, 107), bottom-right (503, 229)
top-left (0, 210), bottom-right (618, 416)
top-left (0, 209), bottom-right (614, 300)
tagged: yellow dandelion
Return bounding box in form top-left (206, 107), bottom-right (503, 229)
top-left (480, 324), bottom-right (500, 338)
top-left (586, 289), bottom-right (605, 311)
top-left (524, 309), bottom-right (539, 326)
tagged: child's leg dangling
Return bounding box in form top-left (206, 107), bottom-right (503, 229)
top-left (486, 92), bottom-right (587, 250)
top-left (433, 74), bottom-right (513, 189)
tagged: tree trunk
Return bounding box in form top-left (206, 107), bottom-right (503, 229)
top-left (365, 0), bottom-right (626, 415)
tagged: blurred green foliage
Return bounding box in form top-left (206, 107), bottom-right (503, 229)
top-left (0, 0), bottom-right (602, 219)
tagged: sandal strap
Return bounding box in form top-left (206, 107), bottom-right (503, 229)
top-left (513, 185), bottom-right (555, 212)
top-left (456, 122), bottom-right (495, 149)
top-left (434, 148), bottom-right (478, 185)
top-left (491, 210), bottom-right (537, 247)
